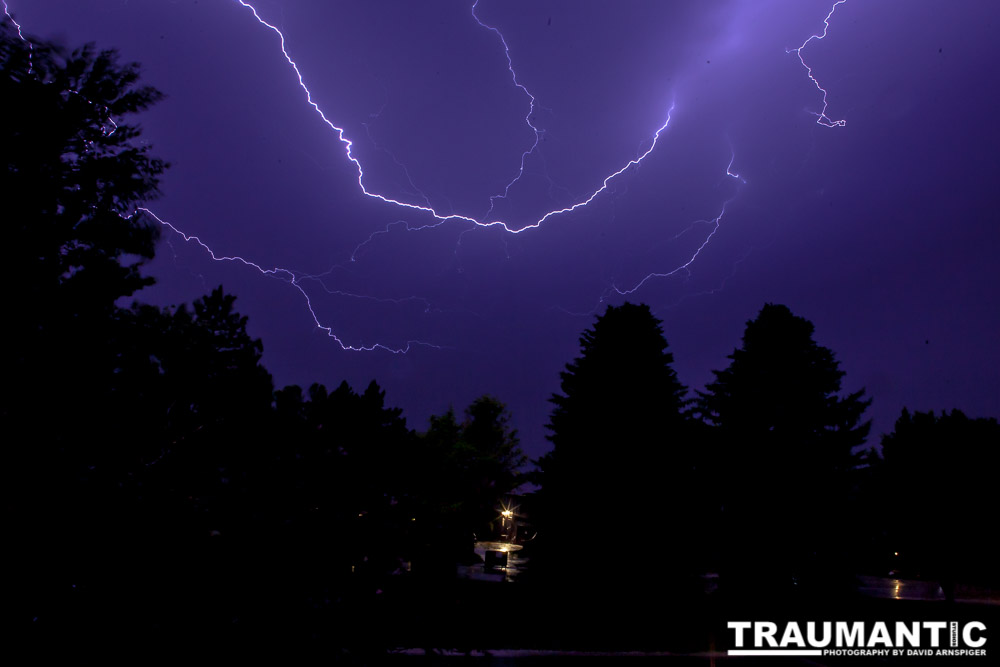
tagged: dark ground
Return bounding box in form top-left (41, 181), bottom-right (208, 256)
top-left (16, 566), bottom-right (997, 663)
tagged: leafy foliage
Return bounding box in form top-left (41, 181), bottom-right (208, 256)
top-left (2, 25), bottom-right (165, 321)
top-left (420, 397), bottom-right (526, 554)
top-left (3, 22), bottom-right (170, 534)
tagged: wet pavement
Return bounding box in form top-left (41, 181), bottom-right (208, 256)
top-left (457, 541), bottom-right (526, 583)
top-left (857, 575), bottom-right (999, 605)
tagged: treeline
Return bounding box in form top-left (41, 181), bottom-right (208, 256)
top-left (528, 301), bottom-right (999, 606)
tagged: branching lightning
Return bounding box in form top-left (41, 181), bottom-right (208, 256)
top-left (298, 266), bottom-right (486, 320)
top-left (606, 159), bottom-right (744, 300)
top-left (3, 0), bottom-right (852, 351)
top-left (2, 1), bottom-right (441, 352)
top-left (789, 0), bottom-right (848, 128)
top-left (612, 201), bottom-right (730, 297)
top-left (552, 151), bottom-right (746, 320)
top-left (362, 97), bottom-right (435, 210)
top-left (470, 0), bottom-right (545, 222)
top-left (137, 208), bottom-right (443, 353)
top-left (351, 219), bottom-right (461, 263)
top-left (230, 0), bottom-right (677, 235)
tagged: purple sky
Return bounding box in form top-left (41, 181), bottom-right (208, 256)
top-left (9, 0), bottom-right (999, 458)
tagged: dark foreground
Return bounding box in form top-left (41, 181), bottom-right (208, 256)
top-left (12, 562), bottom-right (998, 664)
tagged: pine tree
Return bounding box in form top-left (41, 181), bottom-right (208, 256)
top-left (533, 302), bottom-right (695, 589)
top-left (698, 303), bottom-right (871, 591)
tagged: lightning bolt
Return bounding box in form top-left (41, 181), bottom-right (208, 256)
top-left (470, 0), bottom-right (546, 222)
top-left (612, 201), bottom-right (731, 297)
top-left (136, 208), bottom-right (443, 353)
top-left (2, 3), bottom-right (442, 352)
top-left (2, 0), bottom-right (30, 71)
top-left (298, 265), bottom-right (486, 320)
top-left (350, 219), bottom-right (463, 263)
top-left (605, 155), bottom-right (745, 300)
top-left (362, 96), bottom-right (435, 210)
top-left (789, 0), bottom-right (848, 127)
top-left (3, 0), bottom-right (852, 352)
top-left (550, 148), bottom-right (746, 319)
top-left (4, 1), bottom-right (119, 134)
top-left (726, 147), bottom-right (746, 184)
top-left (230, 0), bottom-right (677, 234)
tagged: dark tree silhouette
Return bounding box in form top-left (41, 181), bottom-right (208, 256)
top-left (416, 396), bottom-right (526, 570)
top-left (1, 26), bottom-right (294, 646)
top-left (3, 26), bottom-right (165, 451)
top-left (456, 396), bottom-right (527, 534)
top-left (698, 303), bottom-right (871, 593)
top-left (135, 289), bottom-right (275, 534)
top-left (532, 302), bottom-right (698, 593)
top-left (283, 379), bottom-right (416, 578)
top-left (2, 25), bottom-right (165, 329)
top-left (2, 23), bottom-right (169, 570)
top-left (879, 409), bottom-right (1000, 593)
top-left (1, 22), bottom-right (551, 652)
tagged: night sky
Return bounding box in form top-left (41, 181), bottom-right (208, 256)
top-left (9, 0), bottom-right (999, 458)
